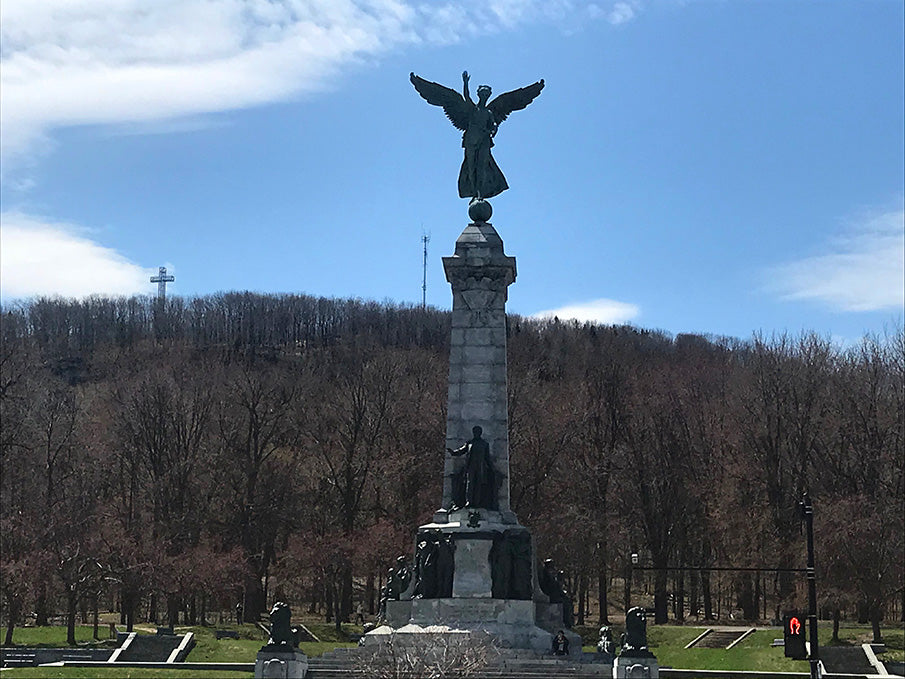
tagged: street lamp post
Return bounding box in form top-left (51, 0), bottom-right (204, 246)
top-left (800, 494), bottom-right (820, 679)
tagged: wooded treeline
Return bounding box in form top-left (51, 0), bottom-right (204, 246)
top-left (1, 293), bottom-right (902, 645)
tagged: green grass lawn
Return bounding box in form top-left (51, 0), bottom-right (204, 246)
top-left (2, 625), bottom-right (118, 648)
top-left (821, 623), bottom-right (905, 662)
top-left (579, 622), bottom-right (904, 670)
top-left (3, 619), bottom-right (901, 678)
top-left (184, 622), bottom-right (357, 662)
top-left (1, 668), bottom-right (254, 678)
top-left (648, 627), bottom-right (810, 672)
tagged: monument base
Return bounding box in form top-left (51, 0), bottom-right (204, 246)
top-left (254, 647), bottom-right (308, 678)
top-left (370, 597), bottom-right (583, 657)
top-left (614, 655), bottom-right (659, 678)
top-left (362, 618), bottom-right (552, 656)
top-left (375, 508), bottom-right (582, 658)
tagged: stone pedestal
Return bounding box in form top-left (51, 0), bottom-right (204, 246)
top-left (614, 655), bottom-right (659, 678)
top-left (364, 218), bottom-right (582, 660)
top-left (254, 647), bottom-right (308, 678)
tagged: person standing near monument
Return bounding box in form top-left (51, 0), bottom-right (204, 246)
top-left (552, 630), bottom-right (570, 656)
top-left (447, 425), bottom-right (495, 509)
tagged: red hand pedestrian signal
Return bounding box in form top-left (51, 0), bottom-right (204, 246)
top-left (783, 613), bottom-right (807, 659)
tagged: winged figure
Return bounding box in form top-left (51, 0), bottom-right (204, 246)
top-left (411, 71), bottom-right (544, 201)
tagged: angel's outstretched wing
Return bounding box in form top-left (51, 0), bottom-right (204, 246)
top-left (487, 79), bottom-right (545, 125)
top-left (410, 73), bottom-right (471, 131)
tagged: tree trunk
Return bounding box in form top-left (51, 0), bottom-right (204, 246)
top-left (738, 575), bottom-right (757, 621)
top-left (577, 572), bottom-right (586, 626)
top-left (123, 589), bottom-right (136, 633)
top-left (689, 570), bottom-right (699, 619)
top-left (35, 586), bottom-right (49, 627)
top-left (340, 563), bottom-right (353, 623)
top-left (92, 594), bottom-right (99, 640)
top-left (654, 569), bottom-right (668, 624)
top-left (869, 603), bottom-right (882, 643)
top-left (149, 592), bottom-right (158, 623)
top-left (763, 573), bottom-right (768, 620)
top-left (325, 574), bottom-right (334, 623)
top-left (66, 589), bottom-right (78, 646)
top-left (753, 573), bottom-right (761, 622)
top-left (366, 572), bottom-right (375, 616)
top-left (332, 575), bottom-right (342, 634)
top-left (598, 565), bottom-right (609, 624)
top-left (166, 594), bottom-right (179, 629)
top-left (675, 571), bottom-right (685, 622)
top-left (702, 570), bottom-right (713, 620)
top-left (716, 576), bottom-right (721, 619)
top-left (832, 608), bottom-right (840, 643)
top-left (4, 593), bottom-right (19, 646)
top-left (598, 539), bottom-right (609, 624)
top-left (623, 566), bottom-right (632, 613)
top-left (244, 576), bottom-right (265, 622)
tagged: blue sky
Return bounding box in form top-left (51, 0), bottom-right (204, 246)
top-left (1, 0), bottom-right (902, 342)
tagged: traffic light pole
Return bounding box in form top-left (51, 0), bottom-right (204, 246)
top-left (802, 494), bottom-right (820, 679)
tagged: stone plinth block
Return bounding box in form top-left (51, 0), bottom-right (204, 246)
top-left (614, 655), bottom-right (659, 678)
top-left (364, 620), bottom-right (551, 656)
top-left (384, 600), bottom-right (413, 628)
top-left (410, 598), bottom-right (534, 625)
top-left (453, 537), bottom-right (493, 597)
top-left (254, 648), bottom-right (308, 678)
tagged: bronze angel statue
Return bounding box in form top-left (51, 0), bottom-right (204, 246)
top-left (411, 71), bottom-right (544, 201)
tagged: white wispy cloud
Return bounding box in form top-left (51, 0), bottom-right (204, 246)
top-left (0, 0), bottom-right (639, 170)
top-left (588, 1), bottom-right (637, 25)
top-left (0, 212), bottom-right (157, 300)
top-left (532, 298), bottom-right (640, 324)
top-left (766, 207), bottom-right (905, 312)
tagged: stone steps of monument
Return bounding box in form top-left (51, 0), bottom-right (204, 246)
top-left (115, 634), bottom-right (183, 662)
top-left (0, 649), bottom-right (37, 667)
top-left (307, 657), bottom-right (612, 677)
top-left (1, 647), bottom-right (114, 667)
top-left (821, 646), bottom-right (878, 675)
top-left (692, 629), bottom-right (749, 648)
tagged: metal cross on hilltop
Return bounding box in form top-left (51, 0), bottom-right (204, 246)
top-left (150, 266), bottom-right (175, 301)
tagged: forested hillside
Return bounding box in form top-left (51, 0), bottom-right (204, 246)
top-left (1, 293), bottom-right (902, 645)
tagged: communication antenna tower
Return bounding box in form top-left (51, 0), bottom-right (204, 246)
top-left (421, 231), bottom-right (430, 309)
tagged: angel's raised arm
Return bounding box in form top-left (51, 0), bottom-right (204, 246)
top-left (462, 71), bottom-right (472, 103)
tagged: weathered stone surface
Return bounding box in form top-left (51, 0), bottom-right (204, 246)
top-left (254, 648), bottom-right (307, 678)
top-left (411, 597), bottom-right (533, 624)
top-left (614, 655), bottom-right (660, 678)
top-left (384, 600), bottom-right (413, 628)
top-left (452, 537), bottom-right (493, 597)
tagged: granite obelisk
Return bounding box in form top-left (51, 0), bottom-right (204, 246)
top-left (436, 220), bottom-right (517, 525)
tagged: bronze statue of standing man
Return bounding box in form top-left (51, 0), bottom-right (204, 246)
top-left (411, 71), bottom-right (544, 202)
top-left (447, 425), bottom-right (495, 509)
